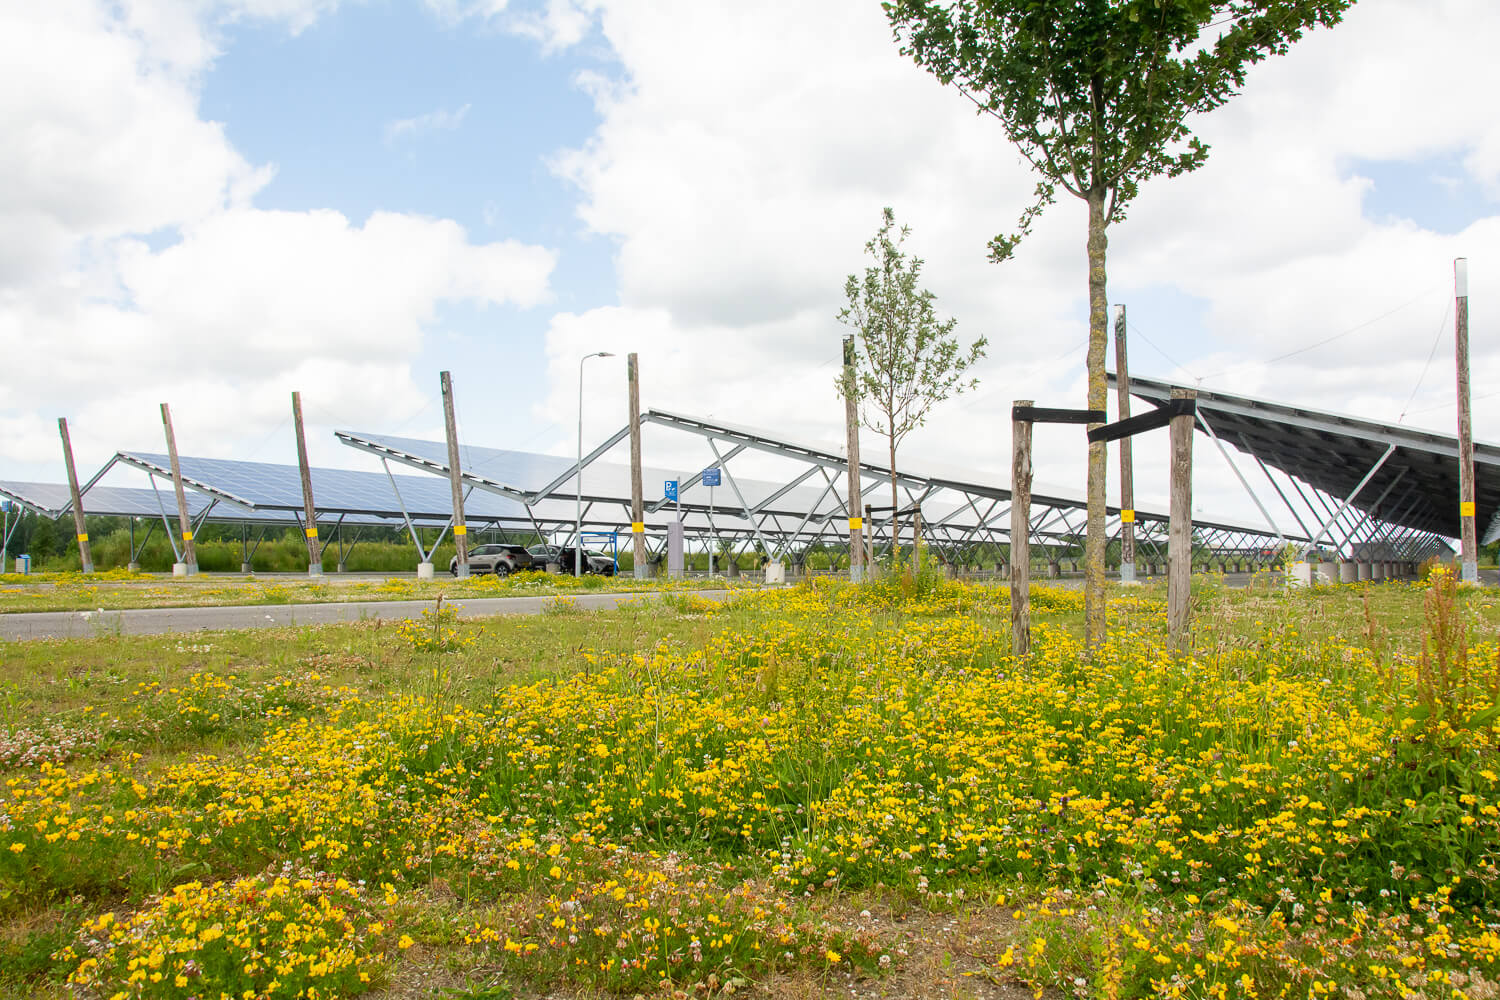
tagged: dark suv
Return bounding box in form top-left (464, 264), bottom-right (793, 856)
top-left (527, 544), bottom-right (614, 575)
top-left (449, 543), bottom-right (534, 577)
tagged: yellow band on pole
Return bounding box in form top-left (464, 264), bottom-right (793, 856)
top-left (452, 525), bottom-right (467, 535)
top-left (76, 533), bottom-right (88, 543)
top-left (182, 531), bottom-right (193, 541)
top-left (1120, 509), bottom-right (1135, 523)
top-left (848, 517), bottom-right (863, 529)
top-left (1461, 501), bottom-right (1476, 517)
top-left (305, 528), bottom-right (318, 538)
top-left (632, 522), bottom-right (645, 533)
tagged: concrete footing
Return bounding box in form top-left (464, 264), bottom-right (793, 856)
top-left (1289, 561), bottom-right (1313, 587)
top-left (1357, 561), bottom-right (1372, 581)
top-left (1120, 562), bottom-right (1137, 584)
top-left (172, 562), bottom-right (189, 577)
top-left (308, 563), bottom-right (323, 577)
top-left (336, 562), bottom-right (347, 573)
top-left (127, 561), bottom-right (141, 572)
top-left (766, 562), bottom-right (786, 584)
top-left (1316, 561), bottom-right (1337, 584)
top-left (240, 562), bottom-right (252, 574)
top-left (417, 562), bottom-right (435, 580)
top-left (1048, 562), bottom-right (1061, 578)
top-left (1339, 562), bottom-right (1358, 583)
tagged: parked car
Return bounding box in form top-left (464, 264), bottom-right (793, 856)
top-left (528, 544), bottom-right (562, 568)
top-left (449, 543), bottom-right (534, 577)
top-left (530, 545), bottom-right (615, 575)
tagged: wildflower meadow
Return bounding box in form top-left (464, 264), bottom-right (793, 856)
top-left (2, 569), bottom-right (1500, 998)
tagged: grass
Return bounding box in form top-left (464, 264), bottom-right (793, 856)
top-left (0, 569), bottom-right (754, 615)
top-left (2, 572), bottom-right (1499, 998)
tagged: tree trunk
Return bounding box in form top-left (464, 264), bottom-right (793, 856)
top-left (889, 435), bottom-right (899, 572)
top-left (1084, 188), bottom-right (1109, 650)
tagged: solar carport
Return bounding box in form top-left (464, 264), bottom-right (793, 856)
top-left (55, 452), bottom-right (561, 572)
top-left (1115, 373), bottom-right (1465, 572)
top-left (337, 409), bottom-right (1301, 576)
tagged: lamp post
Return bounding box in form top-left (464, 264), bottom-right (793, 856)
top-left (577, 351), bottom-right (615, 577)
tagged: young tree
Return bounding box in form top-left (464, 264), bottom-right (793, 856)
top-left (838, 207), bottom-right (988, 567)
top-left (885, 0), bottom-right (1355, 646)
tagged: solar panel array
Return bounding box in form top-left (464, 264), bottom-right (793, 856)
top-left (0, 481), bottom-right (447, 528)
top-left (338, 430), bottom-right (859, 520)
top-left (117, 452), bottom-right (533, 522)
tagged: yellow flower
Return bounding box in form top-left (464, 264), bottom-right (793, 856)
top-left (825, 949), bottom-right (841, 963)
top-left (397, 934), bottom-right (415, 950)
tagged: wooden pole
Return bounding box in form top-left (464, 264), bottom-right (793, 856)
top-left (58, 418), bottom-right (94, 574)
top-left (843, 336), bottom-right (865, 582)
top-left (291, 392), bottom-right (321, 576)
top-left (864, 502), bottom-right (876, 574)
top-left (628, 353), bottom-right (648, 578)
top-left (912, 507), bottom-right (922, 576)
top-left (440, 371), bottom-right (469, 578)
top-left (1114, 304), bottom-right (1137, 584)
top-left (1010, 400), bottom-right (1033, 656)
top-left (1168, 388), bottom-right (1196, 644)
top-left (160, 403), bottom-right (197, 575)
top-left (1455, 259), bottom-right (1479, 584)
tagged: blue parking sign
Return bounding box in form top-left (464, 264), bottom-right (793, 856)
top-left (703, 468), bottom-right (721, 487)
top-left (664, 479), bottom-right (678, 501)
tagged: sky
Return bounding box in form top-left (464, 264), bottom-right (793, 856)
top-left (5, 0), bottom-right (1499, 535)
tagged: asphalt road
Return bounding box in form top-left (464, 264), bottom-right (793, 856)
top-left (0, 590), bottom-right (733, 641)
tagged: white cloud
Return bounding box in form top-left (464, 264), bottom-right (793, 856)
top-left (2, 0), bottom-right (556, 483)
top-left (383, 103), bottom-right (473, 145)
top-left (530, 0), bottom-right (1500, 533)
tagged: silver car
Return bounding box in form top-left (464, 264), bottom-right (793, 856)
top-left (449, 543), bottom-right (534, 577)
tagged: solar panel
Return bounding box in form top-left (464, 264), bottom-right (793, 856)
top-left (338, 430), bottom-right (856, 519)
top-left (114, 452), bottom-right (532, 522)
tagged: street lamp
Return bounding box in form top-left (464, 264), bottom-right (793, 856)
top-left (577, 351), bottom-right (615, 577)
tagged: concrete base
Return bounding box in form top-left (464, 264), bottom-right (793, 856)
top-left (336, 562), bottom-right (347, 573)
top-left (127, 562), bottom-right (140, 572)
top-left (1048, 562), bottom-right (1061, 578)
top-left (634, 564), bottom-right (649, 580)
top-left (848, 565), bottom-right (864, 584)
top-left (453, 565), bottom-right (470, 579)
top-left (726, 561), bottom-right (740, 578)
top-left (1339, 562), bottom-right (1358, 583)
top-left (1373, 562), bottom-right (1386, 580)
top-left (172, 562), bottom-right (189, 577)
top-left (1316, 561), bottom-right (1337, 584)
top-left (308, 562), bottom-right (323, 577)
top-left (1120, 562), bottom-right (1137, 584)
top-left (416, 562), bottom-right (435, 580)
top-left (1288, 561), bottom-right (1313, 587)
top-left (766, 562), bottom-right (786, 584)
top-left (241, 562), bottom-right (252, 574)
top-left (546, 561), bottom-right (562, 574)
top-left (1357, 561), bottom-right (1372, 581)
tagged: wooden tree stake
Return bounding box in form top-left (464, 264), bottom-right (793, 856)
top-left (1168, 388), bottom-right (1196, 644)
top-left (1010, 399), bottom-right (1033, 656)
